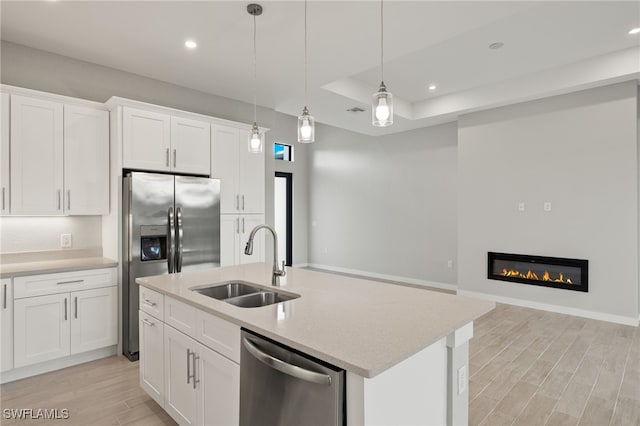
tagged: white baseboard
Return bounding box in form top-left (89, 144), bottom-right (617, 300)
top-left (292, 263), bottom-right (309, 268)
top-left (0, 346), bottom-right (118, 384)
top-left (305, 263), bottom-right (457, 292)
top-left (457, 290), bottom-right (640, 326)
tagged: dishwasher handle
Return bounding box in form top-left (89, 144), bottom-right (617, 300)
top-left (242, 337), bottom-right (332, 386)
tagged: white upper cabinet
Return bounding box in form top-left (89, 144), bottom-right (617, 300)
top-left (10, 95), bottom-right (64, 215)
top-left (122, 107), bottom-right (211, 175)
top-left (170, 116), bottom-right (211, 175)
top-left (122, 107), bottom-right (171, 172)
top-left (211, 125), bottom-right (240, 214)
top-left (211, 125), bottom-right (264, 215)
top-left (1, 94), bottom-right (9, 215)
top-left (64, 104), bottom-right (109, 215)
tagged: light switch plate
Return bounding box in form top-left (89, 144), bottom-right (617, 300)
top-left (544, 202), bottom-right (552, 212)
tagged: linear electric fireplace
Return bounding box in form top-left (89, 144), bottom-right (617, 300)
top-left (488, 252), bottom-right (588, 292)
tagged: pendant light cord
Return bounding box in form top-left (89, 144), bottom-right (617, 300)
top-left (304, 0), bottom-right (308, 106)
top-left (380, 0), bottom-right (384, 83)
top-left (253, 13), bottom-right (257, 124)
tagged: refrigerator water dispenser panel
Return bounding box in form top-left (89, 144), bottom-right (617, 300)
top-left (140, 225), bottom-right (167, 262)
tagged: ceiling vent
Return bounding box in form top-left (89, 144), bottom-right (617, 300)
top-left (346, 106), bottom-right (366, 113)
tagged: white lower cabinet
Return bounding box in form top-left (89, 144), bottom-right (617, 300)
top-left (14, 293), bottom-right (71, 367)
top-left (1, 279), bottom-right (13, 372)
top-left (139, 293), bottom-right (240, 426)
top-left (140, 311), bottom-right (165, 408)
top-left (70, 286), bottom-right (117, 355)
top-left (11, 268), bottom-right (117, 369)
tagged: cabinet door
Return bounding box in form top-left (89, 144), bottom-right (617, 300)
top-left (10, 95), bottom-right (64, 215)
top-left (220, 215), bottom-right (239, 267)
top-left (239, 215), bottom-right (265, 264)
top-left (1, 93), bottom-right (9, 215)
top-left (164, 326), bottom-right (198, 426)
top-left (70, 286), bottom-right (117, 355)
top-left (122, 107), bottom-right (171, 172)
top-left (211, 125), bottom-right (239, 214)
top-left (198, 343), bottom-right (240, 426)
top-left (1, 279), bottom-right (13, 372)
top-left (14, 293), bottom-right (70, 368)
top-left (171, 117), bottom-right (211, 175)
top-left (238, 129), bottom-right (265, 214)
top-left (139, 310), bottom-right (164, 408)
top-left (64, 105), bottom-right (109, 215)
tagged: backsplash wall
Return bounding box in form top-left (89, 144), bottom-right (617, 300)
top-left (0, 216), bottom-right (102, 253)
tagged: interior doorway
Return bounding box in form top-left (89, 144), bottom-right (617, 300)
top-left (274, 172), bottom-right (292, 266)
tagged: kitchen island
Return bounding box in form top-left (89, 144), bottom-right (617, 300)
top-left (137, 263), bottom-right (494, 425)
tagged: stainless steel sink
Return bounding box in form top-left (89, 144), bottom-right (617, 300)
top-left (191, 281), bottom-right (261, 300)
top-left (225, 291), bottom-right (297, 308)
top-left (190, 281), bottom-right (299, 308)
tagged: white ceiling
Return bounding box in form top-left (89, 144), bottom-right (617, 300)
top-left (2, 1), bottom-right (639, 136)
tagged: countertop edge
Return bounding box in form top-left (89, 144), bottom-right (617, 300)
top-left (0, 257), bottom-right (118, 278)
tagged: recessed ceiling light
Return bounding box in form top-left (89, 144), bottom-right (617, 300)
top-left (428, 84), bottom-right (437, 91)
top-left (629, 27), bottom-right (640, 35)
top-left (184, 40), bottom-right (197, 49)
top-left (488, 42), bottom-right (504, 50)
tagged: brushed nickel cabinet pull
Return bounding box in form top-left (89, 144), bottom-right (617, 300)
top-left (187, 349), bottom-right (192, 384)
top-left (57, 190), bottom-right (61, 210)
top-left (193, 353), bottom-right (200, 389)
top-left (242, 217), bottom-right (245, 234)
top-left (64, 298), bottom-right (68, 321)
top-left (143, 298), bottom-right (157, 307)
top-left (74, 296), bottom-right (78, 319)
top-left (173, 149), bottom-right (177, 168)
top-left (57, 280), bottom-right (84, 285)
top-left (242, 195), bottom-right (245, 211)
top-left (142, 318), bottom-right (155, 327)
top-left (3, 284), bottom-right (6, 310)
top-left (67, 190), bottom-right (71, 211)
top-left (236, 195), bottom-right (239, 211)
top-left (2, 187), bottom-right (5, 211)
top-left (165, 148), bottom-right (170, 167)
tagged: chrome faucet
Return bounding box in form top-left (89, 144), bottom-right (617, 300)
top-left (244, 224), bottom-right (286, 286)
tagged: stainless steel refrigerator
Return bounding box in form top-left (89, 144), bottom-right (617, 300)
top-left (122, 172), bottom-right (220, 360)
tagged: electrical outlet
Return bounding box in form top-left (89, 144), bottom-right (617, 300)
top-left (518, 202), bottom-right (525, 212)
top-left (60, 234), bottom-right (72, 248)
top-left (457, 365), bottom-right (467, 395)
top-left (544, 202), bottom-right (552, 212)
top-left (447, 260), bottom-right (453, 269)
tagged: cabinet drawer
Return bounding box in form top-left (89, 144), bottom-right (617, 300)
top-left (196, 310), bottom-right (240, 363)
top-left (165, 296), bottom-right (196, 337)
top-left (14, 268), bottom-right (116, 299)
top-left (139, 286), bottom-right (164, 320)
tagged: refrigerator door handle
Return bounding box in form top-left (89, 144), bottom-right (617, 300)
top-left (176, 207), bottom-right (184, 272)
top-left (167, 207), bottom-right (175, 274)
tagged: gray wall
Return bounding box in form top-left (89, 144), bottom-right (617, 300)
top-left (458, 82), bottom-right (639, 320)
top-left (307, 122), bottom-right (458, 285)
top-left (0, 41), bottom-right (309, 262)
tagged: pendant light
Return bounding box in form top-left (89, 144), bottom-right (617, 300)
top-left (297, 0), bottom-right (315, 143)
top-left (372, 0), bottom-right (393, 127)
top-left (248, 3), bottom-right (263, 153)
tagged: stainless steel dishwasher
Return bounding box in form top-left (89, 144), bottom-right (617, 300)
top-left (240, 330), bottom-right (345, 426)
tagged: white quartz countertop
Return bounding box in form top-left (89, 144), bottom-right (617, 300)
top-left (0, 257), bottom-right (118, 278)
top-left (137, 263), bottom-right (494, 378)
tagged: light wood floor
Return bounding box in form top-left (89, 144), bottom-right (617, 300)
top-left (1, 302), bottom-right (638, 425)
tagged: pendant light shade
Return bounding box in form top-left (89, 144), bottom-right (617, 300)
top-left (248, 3), bottom-right (263, 153)
top-left (372, 82), bottom-right (393, 127)
top-left (372, 0), bottom-right (393, 127)
top-left (297, 0), bottom-right (315, 143)
top-left (298, 107), bottom-right (315, 143)
top-left (249, 122), bottom-right (262, 153)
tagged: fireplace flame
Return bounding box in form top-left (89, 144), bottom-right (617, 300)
top-left (501, 268), bottom-right (573, 284)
